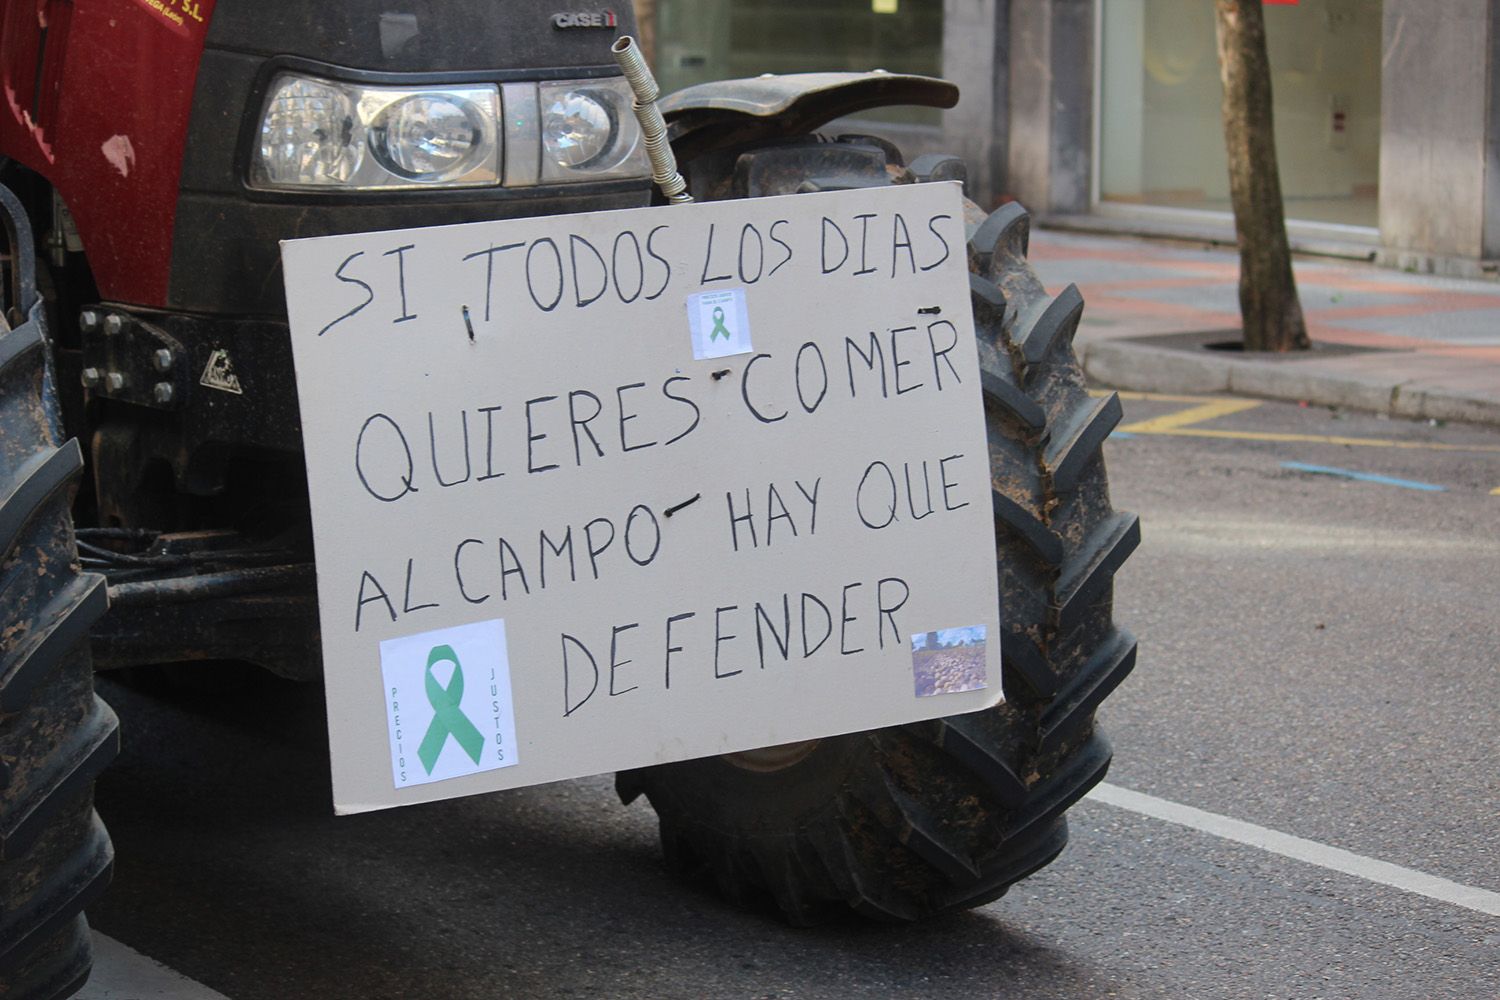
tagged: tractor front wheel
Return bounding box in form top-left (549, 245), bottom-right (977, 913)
top-left (0, 185), bottom-right (118, 999)
top-left (618, 170), bottom-right (1138, 923)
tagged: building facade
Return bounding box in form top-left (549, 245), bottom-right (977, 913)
top-left (643, 0), bottom-right (1500, 276)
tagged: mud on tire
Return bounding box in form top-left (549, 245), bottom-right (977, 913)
top-left (617, 157), bottom-right (1139, 923)
top-left (0, 185), bottom-right (117, 999)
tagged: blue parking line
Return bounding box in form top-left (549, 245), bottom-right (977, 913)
top-left (1280, 461), bottom-right (1447, 492)
top-left (1109, 431), bottom-right (1138, 440)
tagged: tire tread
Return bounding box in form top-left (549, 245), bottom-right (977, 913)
top-left (0, 215), bottom-right (115, 996)
top-left (1045, 392), bottom-right (1122, 495)
top-left (625, 184), bottom-right (1136, 925)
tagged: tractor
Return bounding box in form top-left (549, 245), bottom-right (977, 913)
top-left (0, 3), bottom-right (1137, 996)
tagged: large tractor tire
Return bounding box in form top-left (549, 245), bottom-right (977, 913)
top-left (0, 186), bottom-right (117, 998)
top-left (618, 149), bottom-right (1139, 923)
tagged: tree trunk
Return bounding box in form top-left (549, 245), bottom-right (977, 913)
top-left (1215, 0), bottom-right (1309, 352)
top-left (634, 0), bottom-right (657, 68)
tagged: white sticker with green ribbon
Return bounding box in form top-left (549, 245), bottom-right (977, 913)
top-left (687, 287), bottom-right (752, 359)
top-left (380, 618), bottom-right (517, 787)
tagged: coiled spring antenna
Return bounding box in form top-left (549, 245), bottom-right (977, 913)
top-left (611, 35), bottom-right (692, 205)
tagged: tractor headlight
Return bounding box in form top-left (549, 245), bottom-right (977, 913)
top-left (538, 79), bottom-right (644, 182)
top-left (253, 75), bottom-right (499, 190)
top-left (368, 94), bottom-right (491, 181)
top-left (542, 90), bottom-right (615, 168)
top-left (256, 77), bottom-right (362, 186)
top-left (251, 71), bottom-right (646, 191)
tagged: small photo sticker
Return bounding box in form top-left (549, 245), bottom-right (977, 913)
top-left (686, 287), bottom-right (753, 360)
top-left (380, 618), bottom-right (518, 789)
top-left (911, 625), bottom-right (988, 697)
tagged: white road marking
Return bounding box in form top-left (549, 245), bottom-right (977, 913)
top-left (77, 932), bottom-right (231, 1000)
top-left (1089, 782), bottom-right (1500, 918)
top-left (1146, 515), bottom-right (1500, 556)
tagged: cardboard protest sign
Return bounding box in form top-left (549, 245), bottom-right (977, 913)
top-left (280, 182), bottom-right (1002, 814)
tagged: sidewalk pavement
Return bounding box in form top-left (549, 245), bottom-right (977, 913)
top-left (1026, 229), bottom-right (1500, 427)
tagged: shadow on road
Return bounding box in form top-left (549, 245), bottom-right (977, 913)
top-left (90, 669), bottom-right (1109, 1000)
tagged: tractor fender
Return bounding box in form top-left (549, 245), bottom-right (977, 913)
top-left (661, 71), bottom-right (959, 166)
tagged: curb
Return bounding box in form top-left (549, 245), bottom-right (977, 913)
top-left (1078, 339), bottom-right (1500, 428)
top-left (1037, 213), bottom-right (1382, 266)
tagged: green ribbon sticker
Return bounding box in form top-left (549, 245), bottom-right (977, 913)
top-left (417, 644), bottom-right (486, 774)
top-left (709, 305), bottom-right (731, 341)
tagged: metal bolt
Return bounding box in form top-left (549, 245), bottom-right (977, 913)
top-left (79, 309), bottom-right (100, 332)
top-left (153, 348), bottom-right (174, 372)
top-left (80, 367), bottom-right (101, 388)
top-left (152, 382), bottom-right (174, 404)
top-left (102, 314), bottom-right (124, 336)
top-left (105, 371), bottom-right (125, 391)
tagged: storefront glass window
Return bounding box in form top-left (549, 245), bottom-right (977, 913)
top-left (1099, 0), bottom-right (1381, 228)
top-left (652, 0), bottom-right (944, 125)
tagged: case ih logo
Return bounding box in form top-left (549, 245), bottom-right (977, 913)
top-left (552, 10), bottom-right (618, 29)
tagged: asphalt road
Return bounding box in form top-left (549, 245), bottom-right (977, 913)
top-left (82, 393), bottom-right (1500, 999)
